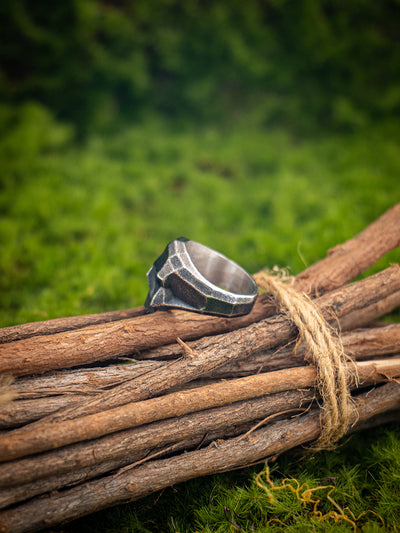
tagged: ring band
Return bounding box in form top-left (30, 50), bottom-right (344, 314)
top-left (144, 238), bottom-right (258, 316)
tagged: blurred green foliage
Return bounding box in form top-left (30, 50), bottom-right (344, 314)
top-left (1, 0), bottom-right (400, 133)
top-left (1, 103), bottom-right (399, 326)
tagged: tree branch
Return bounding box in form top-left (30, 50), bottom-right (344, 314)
top-left (0, 382), bottom-right (398, 533)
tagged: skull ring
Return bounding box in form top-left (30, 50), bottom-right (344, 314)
top-left (144, 237), bottom-right (258, 316)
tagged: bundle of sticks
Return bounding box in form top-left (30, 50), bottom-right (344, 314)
top-left (0, 203), bottom-right (400, 533)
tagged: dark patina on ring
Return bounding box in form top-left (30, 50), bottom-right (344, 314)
top-left (144, 238), bottom-right (258, 317)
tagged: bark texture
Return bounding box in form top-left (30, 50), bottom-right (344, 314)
top-left (0, 307), bottom-right (147, 344)
top-left (0, 358), bottom-right (398, 462)
top-left (2, 324), bottom-right (399, 428)
top-left (0, 389), bottom-right (314, 495)
top-left (0, 382), bottom-right (398, 533)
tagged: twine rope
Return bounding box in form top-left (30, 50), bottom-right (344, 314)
top-left (253, 269), bottom-right (356, 448)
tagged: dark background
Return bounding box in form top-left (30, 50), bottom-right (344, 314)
top-left (1, 0), bottom-right (400, 136)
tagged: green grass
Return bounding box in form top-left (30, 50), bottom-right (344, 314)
top-left (191, 427), bottom-right (400, 533)
top-left (1, 103), bottom-right (400, 531)
top-left (1, 103), bottom-right (399, 326)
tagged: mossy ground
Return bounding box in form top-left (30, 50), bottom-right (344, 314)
top-left (1, 104), bottom-right (400, 531)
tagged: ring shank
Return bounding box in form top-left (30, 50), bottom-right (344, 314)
top-left (186, 241), bottom-right (255, 295)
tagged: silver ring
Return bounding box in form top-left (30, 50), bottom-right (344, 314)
top-left (144, 237), bottom-right (258, 316)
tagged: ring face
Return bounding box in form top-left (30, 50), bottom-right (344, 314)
top-left (145, 238), bottom-right (258, 316)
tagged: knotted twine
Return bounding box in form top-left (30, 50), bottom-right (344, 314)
top-left (253, 269), bottom-right (356, 449)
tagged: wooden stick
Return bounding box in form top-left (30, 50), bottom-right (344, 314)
top-left (0, 382), bottom-right (398, 533)
top-left (0, 394), bottom-right (90, 429)
top-left (3, 324), bottom-right (399, 429)
top-left (0, 431), bottom-right (245, 510)
top-left (14, 266), bottom-right (400, 429)
top-left (338, 323), bottom-right (400, 359)
top-left (209, 323), bottom-right (400, 378)
top-left (140, 320), bottom-right (400, 376)
top-left (347, 409), bottom-right (400, 434)
top-left (339, 290), bottom-right (400, 331)
top-left (0, 389), bottom-right (315, 499)
top-left (0, 307), bottom-right (147, 345)
top-left (2, 429), bottom-right (276, 511)
top-left (11, 324), bottom-right (400, 398)
top-left (15, 360), bottom-right (163, 398)
top-left (139, 290), bottom-right (400, 361)
top-left (0, 356), bottom-right (399, 462)
top-left (1, 203), bottom-right (400, 376)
